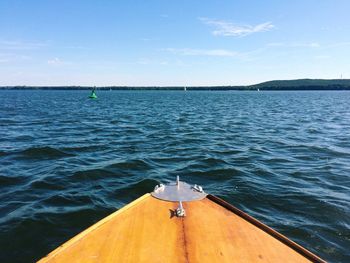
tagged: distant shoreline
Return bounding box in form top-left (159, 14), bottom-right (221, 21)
top-left (1, 86), bottom-right (350, 91)
top-left (1, 78), bottom-right (350, 91)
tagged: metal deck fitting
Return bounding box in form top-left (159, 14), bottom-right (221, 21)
top-left (151, 176), bottom-right (207, 202)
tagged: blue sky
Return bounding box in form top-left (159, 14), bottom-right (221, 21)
top-left (0, 0), bottom-right (349, 86)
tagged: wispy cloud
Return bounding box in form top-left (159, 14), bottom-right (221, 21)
top-left (325, 41), bottom-right (350, 48)
top-left (140, 38), bottom-right (152, 42)
top-left (0, 53), bottom-right (31, 63)
top-left (0, 40), bottom-right (47, 50)
top-left (63, 45), bottom-right (89, 50)
top-left (200, 18), bottom-right (274, 37)
top-left (137, 58), bottom-right (168, 65)
top-left (47, 57), bottom-right (64, 65)
top-left (165, 48), bottom-right (239, 57)
top-left (0, 58), bottom-right (9, 63)
top-left (314, 55), bottom-right (331, 59)
top-left (267, 41), bottom-right (350, 49)
top-left (140, 37), bottom-right (159, 42)
top-left (268, 42), bottom-right (320, 48)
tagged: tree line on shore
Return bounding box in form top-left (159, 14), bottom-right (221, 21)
top-left (1, 79), bottom-right (350, 90)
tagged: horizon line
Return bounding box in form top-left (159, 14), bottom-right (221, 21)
top-left (0, 78), bottom-right (349, 88)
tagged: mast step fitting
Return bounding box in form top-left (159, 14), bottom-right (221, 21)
top-left (152, 176), bottom-right (207, 202)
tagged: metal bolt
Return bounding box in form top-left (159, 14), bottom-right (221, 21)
top-left (176, 201), bottom-right (186, 217)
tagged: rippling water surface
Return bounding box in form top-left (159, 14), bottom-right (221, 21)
top-left (0, 90), bottom-right (349, 262)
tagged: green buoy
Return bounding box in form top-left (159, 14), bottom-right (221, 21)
top-left (89, 87), bottom-right (97, 99)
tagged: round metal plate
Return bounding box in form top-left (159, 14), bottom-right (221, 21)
top-left (151, 181), bottom-right (207, 202)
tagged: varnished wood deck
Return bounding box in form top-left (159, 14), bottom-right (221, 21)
top-left (38, 194), bottom-right (324, 263)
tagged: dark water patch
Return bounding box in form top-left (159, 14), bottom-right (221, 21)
top-left (106, 159), bottom-right (152, 171)
top-left (12, 135), bottom-right (35, 141)
top-left (198, 157), bottom-right (229, 167)
top-left (181, 168), bottom-right (243, 183)
top-left (42, 193), bottom-right (93, 207)
top-left (30, 177), bottom-right (67, 191)
top-left (71, 168), bottom-right (118, 182)
top-left (61, 144), bottom-right (109, 154)
top-left (0, 174), bottom-right (26, 187)
top-left (113, 178), bottom-right (159, 202)
top-left (261, 157), bottom-right (294, 164)
top-left (292, 154), bottom-right (318, 161)
top-left (249, 167), bottom-right (278, 181)
top-left (0, 201), bottom-right (29, 220)
top-left (16, 146), bottom-right (75, 160)
top-left (210, 148), bottom-right (243, 156)
top-left (0, 206), bottom-right (112, 263)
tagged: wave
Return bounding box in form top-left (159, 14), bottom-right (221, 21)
top-left (61, 145), bottom-right (108, 153)
top-left (71, 168), bottom-right (117, 182)
top-left (42, 194), bottom-right (93, 207)
top-left (16, 146), bottom-right (75, 159)
top-left (105, 159), bottom-right (152, 171)
top-left (185, 167), bottom-right (243, 181)
top-left (113, 178), bottom-right (159, 200)
top-left (29, 177), bottom-right (66, 191)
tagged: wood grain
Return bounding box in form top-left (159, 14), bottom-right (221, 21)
top-left (38, 195), bottom-right (324, 263)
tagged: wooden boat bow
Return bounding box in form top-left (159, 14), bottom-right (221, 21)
top-left (38, 178), bottom-right (326, 263)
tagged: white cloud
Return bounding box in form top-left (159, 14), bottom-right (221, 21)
top-left (165, 48), bottom-right (239, 57)
top-left (47, 57), bottom-right (63, 65)
top-left (200, 18), bottom-right (274, 37)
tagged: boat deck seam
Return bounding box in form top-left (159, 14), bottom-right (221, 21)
top-left (181, 216), bottom-right (190, 263)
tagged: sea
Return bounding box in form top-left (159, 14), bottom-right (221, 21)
top-left (0, 90), bottom-right (349, 262)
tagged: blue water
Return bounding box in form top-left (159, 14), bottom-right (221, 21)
top-left (0, 90), bottom-right (349, 262)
